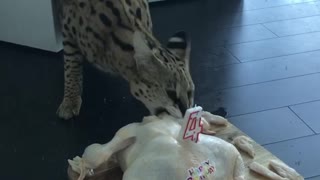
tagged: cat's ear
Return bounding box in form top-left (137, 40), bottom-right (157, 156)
top-left (167, 31), bottom-right (191, 67)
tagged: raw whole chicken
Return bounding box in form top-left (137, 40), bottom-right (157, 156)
top-left (68, 112), bottom-right (245, 180)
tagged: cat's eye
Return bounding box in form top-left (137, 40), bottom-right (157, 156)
top-left (187, 90), bottom-right (193, 99)
top-left (166, 90), bottom-right (178, 103)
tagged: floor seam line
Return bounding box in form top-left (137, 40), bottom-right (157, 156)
top-left (288, 106), bottom-right (317, 134)
top-left (261, 134), bottom-right (318, 146)
top-left (225, 99), bottom-right (320, 118)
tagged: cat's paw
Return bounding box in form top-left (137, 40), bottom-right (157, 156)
top-left (57, 96), bottom-right (82, 120)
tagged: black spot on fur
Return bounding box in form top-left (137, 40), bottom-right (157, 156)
top-left (83, 51), bottom-right (89, 58)
top-left (80, 40), bottom-right (86, 47)
top-left (86, 27), bottom-right (105, 45)
top-left (79, 2), bottom-right (86, 8)
top-left (173, 72), bottom-right (177, 78)
top-left (99, 13), bottom-right (112, 26)
top-left (93, 31), bottom-right (105, 44)
top-left (85, 26), bottom-right (92, 32)
top-left (105, 2), bottom-right (120, 17)
top-left (110, 32), bottom-right (134, 51)
top-left (63, 41), bottom-right (77, 48)
top-left (134, 92), bottom-right (140, 97)
top-left (68, 33), bottom-right (74, 38)
top-left (136, 8), bottom-right (142, 20)
top-left (105, 1), bottom-right (132, 31)
top-left (129, 10), bottom-right (135, 16)
top-left (79, 17), bottom-right (83, 26)
top-left (125, 0), bottom-right (131, 5)
top-left (90, 6), bottom-right (96, 15)
top-left (72, 26), bottom-right (76, 35)
top-left (105, 1), bottom-right (113, 7)
top-left (139, 89), bottom-right (144, 95)
top-left (64, 50), bottom-right (81, 56)
top-left (72, 62), bottom-right (82, 68)
top-left (67, 17), bottom-right (71, 24)
top-left (64, 24), bottom-right (70, 31)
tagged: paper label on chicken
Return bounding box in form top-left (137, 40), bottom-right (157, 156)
top-left (181, 106), bottom-right (203, 143)
top-left (186, 159), bottom-right (215, 180)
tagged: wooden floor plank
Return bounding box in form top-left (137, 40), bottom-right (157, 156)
top-left (264, 134), bottom-right (320, 178)
top-left (226, 32), bottom-right (320, 62)
top-left (195, 50), bottom-right (320, 91)
top-left (210, 2), bottom-right (320, 28)
top-left (228, 108), bottom-right (314, 145)
top-left (240, 0), bottom-right (318, 11)
top-left (202, 24), bottom-right (277, 47)
top-left (264, 15), bottom-right (320, 37)
top-left (290, 100), bottom-right (320, 133)
top-left (197, 73), bottom-right (320, 117)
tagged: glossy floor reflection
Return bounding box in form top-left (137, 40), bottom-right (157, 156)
top-left (1, 0), bottom-right (320, 179)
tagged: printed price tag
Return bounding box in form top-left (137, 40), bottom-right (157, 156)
top-left (181, 106), bottom-right (203, 143)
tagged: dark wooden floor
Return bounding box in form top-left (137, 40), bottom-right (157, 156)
top-left (1, 0), bottom-right (320, 179)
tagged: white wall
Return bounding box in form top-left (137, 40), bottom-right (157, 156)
top-left (0, 0), bottom-right (162, 52)
top-left (0, 0), bottom-right (62, 52)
